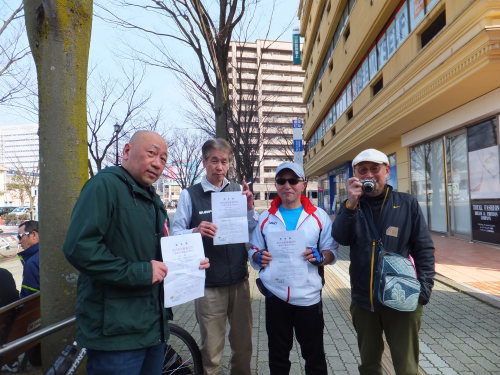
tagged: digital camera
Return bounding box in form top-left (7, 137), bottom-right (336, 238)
top-left (360, 179), bottom-right (376, 193)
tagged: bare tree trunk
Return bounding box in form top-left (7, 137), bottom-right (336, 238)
top-left (215, 80), bottom-right (228, 139)
top-left (24, 0), bottom-right (92, 370)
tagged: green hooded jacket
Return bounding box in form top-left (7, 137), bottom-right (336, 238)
top-left (63, 166), bottom-right (172, 350)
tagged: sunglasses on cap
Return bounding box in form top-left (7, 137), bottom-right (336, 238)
top-left (275, 178), bottom-right (304, 186)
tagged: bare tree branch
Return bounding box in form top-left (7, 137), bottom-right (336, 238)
top-left (87, 65), bottom-right (163, 176)
top-left (167, 129), bottom-right (206, 189)
top-left (0, 2), bottom-right (34, 107)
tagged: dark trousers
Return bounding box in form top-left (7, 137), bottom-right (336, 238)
top-left (86, 343), bottom-right (165, 375)
top-left (265, 296), bottom-right (327, 375)
top-left (350, 303), bottom-right (423, 375)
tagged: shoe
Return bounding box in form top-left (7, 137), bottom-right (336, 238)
top-left (1, 361), bottom-right (18, 373)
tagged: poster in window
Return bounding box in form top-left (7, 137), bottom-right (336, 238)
top-left (330, 105), bottom-right (337, 124)
top-left (396, 2), bottom-right (409, 44)
top-left (341, 89), bottom-right (347, 114)
top-left (425, 0), bottom-right (439, 12)
top-left (386, 21), bottom-right (397, 58)
top-left (336, 98), bottom-right (342, 118)
top-left (369, 46), bottom-right (378, 79)
top-left (346, 82), bottom-right (352, 107)
top-left (351, 72), bottom-right (359, 99)
top-left (362, 58), bottom-right (370, 88)
top-left (469, 145), bottom-right (500, 199)
top-left (470, 199), bottom-right (500, 244)
top-left (356, 68), bottom-right (364, 94)
top-left (377, 33), bottom-right (388, 68)
top-left (410, 0), bottom-right (425, 30)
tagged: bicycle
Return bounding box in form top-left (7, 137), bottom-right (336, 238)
top-left (46, 322), bottom-right (203, 375)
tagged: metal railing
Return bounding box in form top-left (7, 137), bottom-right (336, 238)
top-left (0, 316), bottom-right (75, 357)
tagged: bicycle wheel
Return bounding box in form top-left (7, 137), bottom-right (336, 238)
top-left (163, 323), bottom-right (203, 375)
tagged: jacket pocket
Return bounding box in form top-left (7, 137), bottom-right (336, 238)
top-left (102, 286), bottom-right (155, 336)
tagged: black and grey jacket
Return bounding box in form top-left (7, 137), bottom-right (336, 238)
top-left (332, 185), bottom-right (435, 312)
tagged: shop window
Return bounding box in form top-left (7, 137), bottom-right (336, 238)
top-left (421, 10), bottom-right (446, 48)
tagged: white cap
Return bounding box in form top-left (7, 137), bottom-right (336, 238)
top-left (275, 162), bottom-right (305, 179)
top-left (352, 149), bottom-right (389, 167)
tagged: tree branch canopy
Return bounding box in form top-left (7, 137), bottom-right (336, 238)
top-left (104, 0), bottom-right (249, 139)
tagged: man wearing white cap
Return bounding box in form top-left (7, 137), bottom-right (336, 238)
top-left (249, 161), bottom-right (338, 374)
top-left (332, 149), bottom-right (435, 375)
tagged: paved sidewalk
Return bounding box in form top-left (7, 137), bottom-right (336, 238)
top-left (172, 242), bottom-right (500, 375)
top-left (432, 234), bottom-right (500, 306)
top-left (2, 225), bottom-right (499, 374)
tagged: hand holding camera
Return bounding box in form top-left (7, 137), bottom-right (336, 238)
top-left (359, 179), bottom-right (376, 193)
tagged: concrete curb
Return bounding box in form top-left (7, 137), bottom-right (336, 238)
top-left (434, 273), bottom-right (500, 309)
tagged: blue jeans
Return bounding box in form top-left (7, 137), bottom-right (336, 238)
top-left (86, 343), bottom-right (165, 375)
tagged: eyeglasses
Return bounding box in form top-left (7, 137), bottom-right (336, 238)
top-left (275, 178), bottom-right (304, 186)
top-left (17, 232), bottom-right (32, 240)
top-left (355, 164), bottom-right (385, 175)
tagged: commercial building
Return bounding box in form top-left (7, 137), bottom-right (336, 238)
top-left (0, 124), bottom-right (39, 207)
top-left (0, 124), bottom-right (39, 173)
top-left (299, 0), bottom-right (499, 245)
top-left (228, 40), bottom-right (317, 208)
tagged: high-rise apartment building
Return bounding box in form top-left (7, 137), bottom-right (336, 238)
top-left (299, 0), bottom-right (499, 245)
top-left (228, 40), bottom-right (316, 207)
top-left (0, 124), bottom-right (39, 172)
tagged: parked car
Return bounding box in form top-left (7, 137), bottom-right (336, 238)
top-left (0, 207), bottom-right (15, 216)
top-left (10, 207), bottom-right (32, 217)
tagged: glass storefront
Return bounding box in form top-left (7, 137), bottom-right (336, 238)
top-left (410, 117), bottom-right (500, 244)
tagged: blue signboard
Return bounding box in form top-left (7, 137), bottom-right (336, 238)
top-left (292, 119), bottom-right (303, 128)
top-left (293, 140), bottom-right (303, 152)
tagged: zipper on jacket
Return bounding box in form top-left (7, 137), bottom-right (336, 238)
top-left (369, 240), bottom-right (376, 312)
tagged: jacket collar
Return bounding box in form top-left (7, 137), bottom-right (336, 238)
top-left (18, 242), bottom-right (39, 261)
top-left (201, 176), bottom-right (230, 192)
top-left (268, 194), bottom-right (317, 215)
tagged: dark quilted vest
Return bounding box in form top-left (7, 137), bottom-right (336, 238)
top-left (187, 182), bottom-right (249, 287)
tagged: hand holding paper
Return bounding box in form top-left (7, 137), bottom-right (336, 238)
top-left (161, 233), bottom-right (206, 308)
top-left (212, 191), bottom-right (249, 245)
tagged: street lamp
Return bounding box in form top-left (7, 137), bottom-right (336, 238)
top-left (114, 123), bottom-right (121, 166)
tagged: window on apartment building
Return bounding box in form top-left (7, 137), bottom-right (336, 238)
top-left (327, 1), bottom-right (331, 12)
top-left (421, 10), bottom-right (446, 48)
top-left (331, 127), bottom-right (336, 137)
top-left (372, 77), bottom-right (383, 96)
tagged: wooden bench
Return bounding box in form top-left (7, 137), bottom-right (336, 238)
top-left (0, 292), bottom-right (40, 366)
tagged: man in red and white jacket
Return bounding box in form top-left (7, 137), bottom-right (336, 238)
top-left (249, 162), bottom-right (338, 375)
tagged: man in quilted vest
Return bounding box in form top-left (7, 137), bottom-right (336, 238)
top-left (172, 138), bottom-right (257, 375)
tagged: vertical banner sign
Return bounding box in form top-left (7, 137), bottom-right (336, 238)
top-left (292, 119), bottom-right (303, 167)
top-left (292, 27), bottom-right (301, 65)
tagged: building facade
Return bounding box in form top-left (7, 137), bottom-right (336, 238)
top-left (299, 0), bottom-right (499, 245)
top-left (0, 124), bottom-right (39, 173)
top-left (228, 40), bottom-right (317, 208)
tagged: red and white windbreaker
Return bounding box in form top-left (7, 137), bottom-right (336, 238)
top-left (249, 195), bottom-right (338, 306)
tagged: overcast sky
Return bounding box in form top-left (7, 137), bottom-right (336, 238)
top-left (0, 0), bottom-right (300, 131)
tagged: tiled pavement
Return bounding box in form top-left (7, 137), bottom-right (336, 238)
top-left (1, 226), bottom-right (499, 374)
top-left (172, 245), bottom-right (500, 375)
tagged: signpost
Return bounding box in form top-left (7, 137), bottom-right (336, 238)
top-left (292, 119), bottom-right (303, 167)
